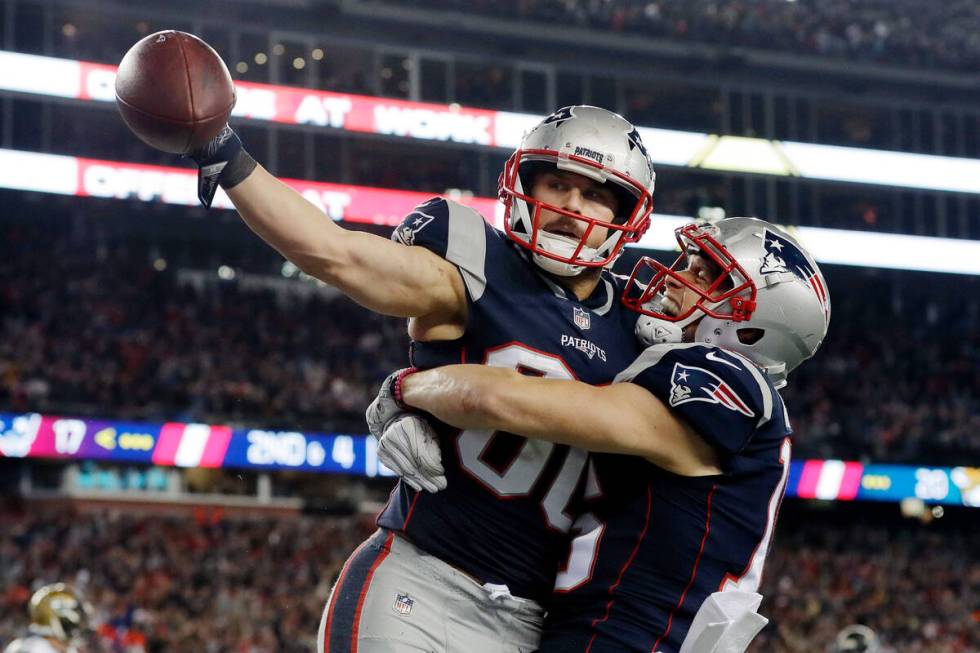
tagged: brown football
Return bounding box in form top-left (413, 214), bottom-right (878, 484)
top-left (115, 30), bottom-right (236, 154)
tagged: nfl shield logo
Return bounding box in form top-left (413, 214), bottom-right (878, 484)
top-left (393, 593), bottom-right (414, 615)
top-left (573, 307), bottom-right (591, 330)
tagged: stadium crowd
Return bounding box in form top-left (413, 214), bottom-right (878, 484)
top-left (404, 0), bottom-right (980, 72)
top-left (0, 504), bottom-right (974, 653)
top-left (2, 212), bottom-right (978, 465)
top-left (753, 515), bottom-right (978, 653)
top-left (0, 215), bottom-right (408, 434)
top-left (43, 0), bottom-right (980, 75)
top-left (0, 504), bottom-right (375, 653)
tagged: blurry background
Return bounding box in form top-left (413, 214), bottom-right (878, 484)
top-left (0, 0), bottom-right (977, 651)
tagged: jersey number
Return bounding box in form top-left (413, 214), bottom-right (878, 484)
top-left (456, 344), bottom-right (605, 590)
top-left (457, 344), bottom-right (584, 532)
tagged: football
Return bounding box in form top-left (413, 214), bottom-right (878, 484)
top-left (114, 30), bottom-right (235, 154)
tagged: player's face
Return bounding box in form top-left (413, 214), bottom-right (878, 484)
top-left (661, 253), bottom-right (721, 317)
top-left (530, 171), bottom-right (619, 249)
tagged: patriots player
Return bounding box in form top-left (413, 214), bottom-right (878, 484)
top-left (372, 218), bottom-right (831, 652)
top-left (3, 584), bottom-right (92, 653)
top-left (179, 106), bottom-right (655, 652)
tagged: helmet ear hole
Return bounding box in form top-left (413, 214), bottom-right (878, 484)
top-left (737, 328), bottom-right (765, 345)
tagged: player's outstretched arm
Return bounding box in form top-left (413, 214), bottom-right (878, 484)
top-left (400, 366), bottom-right (721, 476)
top-left (184, 126), bottom-right (465, 321)
top-left (224, 165), bottom-right (466, 320)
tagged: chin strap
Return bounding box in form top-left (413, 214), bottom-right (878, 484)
top-left (635, 311), bottom-right (704, 346)
top-left (529, 232), bottom-right (594, 277)
top-left (635, 315), bottom-right (684, 345)
top-left (762, 361), bottom-right (788, 389)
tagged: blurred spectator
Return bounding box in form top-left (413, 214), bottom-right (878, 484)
top-left (751, 519), bottom-right (978, 653)
top-left (1, 212), bottom-right (978, 464)
top-left (34, 0), bottom-right (980, 74)
top-left (0, 504), bottom-right (375, 653)
top-left (0, 505), bottom-right (974, 652)
top-left (0, 218), bottom-right (409, 433)
top-left (402, 0), bottom-right (980, 72)
top-left (785, 271), bottom-right (980, 465)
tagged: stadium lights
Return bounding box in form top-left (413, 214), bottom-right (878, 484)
top-left (2, 49), bottom-right (980, 195)
top-left (2, 147), bottom-right (980, 275)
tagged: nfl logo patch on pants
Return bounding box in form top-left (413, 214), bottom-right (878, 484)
top-left (392, 593), bottom-right (414, 615)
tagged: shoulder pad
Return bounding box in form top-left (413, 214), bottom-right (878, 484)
top-left (392, 197), bottom-right (449, 247)
top-left (617, 343), bottom-right (778, 455)
top-left (392, 197), bottom-right (492, 301)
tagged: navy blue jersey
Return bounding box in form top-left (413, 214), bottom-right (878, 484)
top-left (377, 197), bottom-right (643, 603)
top-left (539, 343), bottom-right (792, 653)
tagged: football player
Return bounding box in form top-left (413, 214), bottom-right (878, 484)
top-left (836, 625), bottom-right (881, 653)
top-left (183, 106), bottom-right (655, 652)
top-left (3, 583), bottom-right (93, 653)
top-left (370, 218), bottom-right (830, 652)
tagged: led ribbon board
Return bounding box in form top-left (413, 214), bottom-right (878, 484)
top-left (2, 412), bottom-right (977, 506)
top-left (3, 148), bottom-right (980, 275)
top-left (0, 412), bottom-right (394, 477)
top-left (3, 50), bottom-right (980, 194)
top-left (786, 458), bottom-right (980, 507)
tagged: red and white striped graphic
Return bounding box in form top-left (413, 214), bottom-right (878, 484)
top-left (152, 422), bottom-right (233, 468)
top-left (795, 460), bottom-right (864, 500)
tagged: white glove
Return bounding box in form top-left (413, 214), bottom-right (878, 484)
top-left (365, 367), bottom-right (416, 438)
top-left (378, 414), bottom-right (447, 493)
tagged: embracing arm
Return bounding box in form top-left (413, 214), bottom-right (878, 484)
top-left (226, 166), bottom-right (466, 320)
top-left (399, 365), bottom-right (721, 476)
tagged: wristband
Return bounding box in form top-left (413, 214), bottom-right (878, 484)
top-left (393, 367), bottom-right (419, 408)
top-left (192, 125), bottom-right (258, 207)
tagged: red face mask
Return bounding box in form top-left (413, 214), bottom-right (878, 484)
top-left (622, 223), bottom-right (758, 322)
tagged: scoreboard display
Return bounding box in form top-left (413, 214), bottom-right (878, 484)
top-left (2, 412), bottom-right (976, 507)
top-left (0, 412), bottom-right (393, 478)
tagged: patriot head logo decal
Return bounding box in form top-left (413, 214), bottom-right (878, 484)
top-left (760, 229), bottom-right (830, 323)
top-left (542, 106), bottom-right (574, 128)
top-left (626, 126), bottom-right (649, 159)
top-left (669, 363), bottom-right (755, 417)
top-left (394, 208), bottom-right (435, 246)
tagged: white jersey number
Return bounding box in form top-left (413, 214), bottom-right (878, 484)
top-left (457, 344), bottom-right (586, 532)
top-left (719, 438), bottom-right (792, 593)
top-left (556, 459), bottom-right (605, 591)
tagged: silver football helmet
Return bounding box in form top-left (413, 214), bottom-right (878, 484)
top-left (626, 218), bottom-right (830, 388)
top-left (498, 105), bottom-right (656, 276)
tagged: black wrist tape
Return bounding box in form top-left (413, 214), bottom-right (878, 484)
top-left (219, 147), bottom-right (257, 190)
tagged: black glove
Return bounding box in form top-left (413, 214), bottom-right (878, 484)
top-left (187, 125), bottom-right (257, 208)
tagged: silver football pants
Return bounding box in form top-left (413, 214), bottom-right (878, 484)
top-left (318, 529), bottom-right (545, 653)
